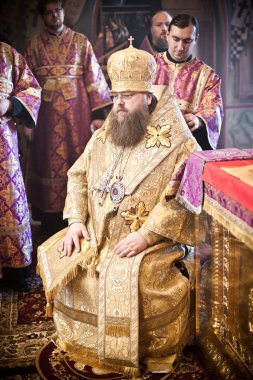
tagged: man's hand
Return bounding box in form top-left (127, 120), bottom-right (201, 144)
top-left (58, 222), bottom-right (90, 257)
top-left (0, 99), bottom-right (12, 117)
top-left (91, 119), bottom-right (104, 133)
top-left (183, 113), bottom-right (203, 132)
top-left (114, 232), bottom-right (148, 258)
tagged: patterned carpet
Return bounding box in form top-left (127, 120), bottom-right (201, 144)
top-left (0, 275), bottom-right (55, 379)
top-left (0, 225), bottom-right (210, 379)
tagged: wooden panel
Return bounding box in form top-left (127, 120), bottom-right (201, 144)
top-left (162, 0), bottom-right (203, 11)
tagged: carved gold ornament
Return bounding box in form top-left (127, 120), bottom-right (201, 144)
top-left (146, 124), bottom-right (172, 148)
top-left (121, 201), bottom-right (149, 232)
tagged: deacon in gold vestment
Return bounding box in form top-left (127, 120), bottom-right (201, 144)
top-left (37, 39), bottom-right (198, 377)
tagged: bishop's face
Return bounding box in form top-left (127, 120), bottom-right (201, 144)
top-left (111, 92), bottom-right (151, 120)
top-left (42, 2), bottom-right (64, 33)
top-left (109, 92), bottom-right (152, 147)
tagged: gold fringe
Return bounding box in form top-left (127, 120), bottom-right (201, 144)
top-left (63, 347), bottom-right (99, 368)
top-left (204, 197), bottom-right (253, 251)
top-left (38, 245), bottom-right (98, 311)
top-left (80, 247), bottom-right (99, 277)
top-left (56, 338), bottom-right (141, 378)
top-left (40, 262), bottom-right (80, 308)
top-left (105, 324), bottom-right (130, 337)
top-left (105, 362), bottom-right (140, 378)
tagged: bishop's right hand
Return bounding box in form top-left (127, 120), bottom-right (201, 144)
top-left (57, 222), bottom-right (90, 257)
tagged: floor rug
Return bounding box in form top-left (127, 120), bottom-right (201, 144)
top-left (0, 274), bottom-right (55, 379)
top-left (36, 340), bottom-right (209, 380)
top-left (0, 225), bottom-right (55, 379)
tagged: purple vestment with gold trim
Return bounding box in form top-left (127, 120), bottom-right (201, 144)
top-left (0, 42), bottom-right (41, 274)
top-left (25, 27), bottom-right (112, 212)
top-left (153, 52), bottom-right (223, 149)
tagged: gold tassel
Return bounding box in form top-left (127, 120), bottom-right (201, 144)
top-left (103, 362), bottom-right (140, 378)
top-left (100, 360), bottom-right (141, 379)
top-left (123, 366), bottom-right (140, 378)
top-left (105, 324), bottom-right (130, 337)
top-left (45, 301), bottom-right (53, 317)
top-left (36, 263), bottom-right (40, 276)
top-left (81, 247), bottom-right (99, 277)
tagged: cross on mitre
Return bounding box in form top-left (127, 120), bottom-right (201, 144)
top-left (128, 36), bottom-right (134, 47)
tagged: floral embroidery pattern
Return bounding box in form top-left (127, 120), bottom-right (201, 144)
top-left (146, 124), bottom-right (172, 148)
top-left (97, 128), bottom-right (107, 143)
top-left (121, 201), bottom-right (149, 232)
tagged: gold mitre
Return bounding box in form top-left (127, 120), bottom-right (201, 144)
top-left (107, 36), bottom-right (157, 93)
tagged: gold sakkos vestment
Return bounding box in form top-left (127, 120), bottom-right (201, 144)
top-left (37, 87), bottom-right (198, 377)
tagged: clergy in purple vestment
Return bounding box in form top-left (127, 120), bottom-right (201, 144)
top-left (140, 10), bottom-right (172, 55)
top-left (25, 0), bottom-right (112, 236)
top-left (153, 14), bottom-right (224, 150)
top-left (0, 41), bottom-right (41, 289)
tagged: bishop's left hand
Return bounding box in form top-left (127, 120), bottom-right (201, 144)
top-left (114, 232), bottom-right (148, 258)
top-left (183, 113), bottom-right (203, 132)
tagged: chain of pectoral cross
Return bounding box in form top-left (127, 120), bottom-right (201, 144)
top-left (93, 147), bottom-right (125, 204)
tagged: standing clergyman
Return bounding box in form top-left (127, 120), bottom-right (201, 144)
top-left (25, 0), bottom-right (111, 235)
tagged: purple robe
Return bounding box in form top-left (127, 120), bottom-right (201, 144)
top-left (139, 35), bottom-right (157, 55)
top-left (139, 35), bottom-right (165, 55)
top-left (0, 42), bottom-right (41, 274)
top-left (153, 53), bottom-right (224, 149)
top-left (25, 27), bottom-right (112, 212)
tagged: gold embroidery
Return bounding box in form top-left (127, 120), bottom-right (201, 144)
top-left (42, 78), bottom-right (57, 101)
top-left (96, 120), bottom-right (111, 143)
top-left (121, 201), bottom-right (149, 232)
top-left (97, 128), bottom-right (107, 143)
top-left (146, 124), bottom-right (172, 148)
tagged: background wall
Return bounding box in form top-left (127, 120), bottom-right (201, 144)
top-left (0, 0), bottom-right (252, 149)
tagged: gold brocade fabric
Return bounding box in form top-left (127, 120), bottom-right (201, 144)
top-left (107, 43), bottom-right (156, 93)
top-left (38, 87), bottom-right (197, 376)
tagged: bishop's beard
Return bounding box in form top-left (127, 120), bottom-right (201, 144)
top-left (108, 106), bottom-right (150, 147)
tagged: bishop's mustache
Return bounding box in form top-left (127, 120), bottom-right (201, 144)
top-left (116, 106), bottom-right (128, 112)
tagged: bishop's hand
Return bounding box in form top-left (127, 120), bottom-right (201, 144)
top-left (114, 232), bottom-right (148, 258)
top-left (58, 222), bottom-right (90, 257)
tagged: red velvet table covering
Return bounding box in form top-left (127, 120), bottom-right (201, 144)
top-left (202, 160), bottom-right (253, 249)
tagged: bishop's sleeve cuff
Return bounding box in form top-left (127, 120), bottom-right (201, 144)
top-left (68, 218), bottom-right (86, 226)
top-left (138, 224), bottom-right (163, 246)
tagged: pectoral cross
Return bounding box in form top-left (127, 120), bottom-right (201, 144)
top-left (93, 171), bottom-right (112, 204)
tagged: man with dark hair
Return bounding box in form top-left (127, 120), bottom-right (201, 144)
top-left (140, 10), bottom-right (172, 55)
top-left (37, 40), bottom-right (198, 377)
top-left (0, 41), bottom-right (41, 289)
top-left (153, 13), bottom-right (223, 150)
top-left (25, 0), bottom-right (111, 235)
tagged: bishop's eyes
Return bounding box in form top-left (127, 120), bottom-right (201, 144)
top-left (111, 94), bottom-right (135, 102)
